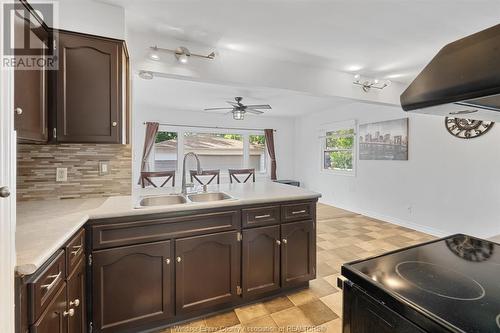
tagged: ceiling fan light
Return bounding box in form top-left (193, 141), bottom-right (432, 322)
top-left (178, 53), bottom-right (189, 64)
top-left (149, 46), bottom-right (160, 61)
top-left (233, 110), bottom-right (245, 120)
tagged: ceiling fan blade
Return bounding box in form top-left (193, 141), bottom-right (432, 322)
top-left (246, 109), bottom-right (265, 114)
top-left (245, 104), bottom-right (272, 109)
top-left (204, 107), bottom-right (234, 111)
top-left (226, 101), bottom-right (239, 106)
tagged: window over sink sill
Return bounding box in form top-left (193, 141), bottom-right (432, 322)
top-left (321, 120), bottom-right (356, 176)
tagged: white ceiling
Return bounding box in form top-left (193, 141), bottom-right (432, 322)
top-left (100, 0), bottom-right (500, 83)
top-left (134, 77), bottom-right (349, 117)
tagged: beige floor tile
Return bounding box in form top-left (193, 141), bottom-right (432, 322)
top-left (242, 315), bottom-right (278, 333)
top-left (235, 303), bottom-right (269, 323)
top-left (263, 296), bottom-right (294, 314)
top-left (309, 278), bottom-right (339, 298)
top-left (286, 288), bottom-right (318, 306)
top-left (205, 311), bottom-right (241, 330)
top-left (317, 318), bottom-right (342, 333)
top-left (320, 292), bottom-right (343, 317)
top-left (299, 300), bottom-right (338, 325)
top-left (270, 307), bottom-right (313, 331)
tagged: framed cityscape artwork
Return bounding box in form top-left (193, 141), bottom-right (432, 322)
top-left (359, 118), bottom-right (408, 160)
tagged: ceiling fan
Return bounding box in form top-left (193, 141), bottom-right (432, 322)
top-left (204, 97), bottom-right (272, 120)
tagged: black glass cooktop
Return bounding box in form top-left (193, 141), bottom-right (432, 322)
top-left (343, 234), bottom-right (500, 332)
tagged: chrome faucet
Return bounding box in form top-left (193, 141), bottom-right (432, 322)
top-left (181, 152), bottom-right (202, 195)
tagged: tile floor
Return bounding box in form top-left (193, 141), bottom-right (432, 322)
top-left (160, 204), bottom-right (435, 333)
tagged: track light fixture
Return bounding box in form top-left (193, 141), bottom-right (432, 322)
top-left (149, 45), bottom-right (216, 64)
top-left (353, 74), bottom-right (391, 92)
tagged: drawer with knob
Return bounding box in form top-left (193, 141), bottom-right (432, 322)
top-left (242, 205), bottom-right (280, 228)
top-left (27, 250), bottom-right (66, 324)
top-left (65, 229), bottom-right (85, 277)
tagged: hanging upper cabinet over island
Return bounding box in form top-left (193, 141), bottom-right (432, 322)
top-left (55, 31), bottom-right (129, 144)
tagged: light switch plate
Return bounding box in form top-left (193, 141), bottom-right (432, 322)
top-left (99, 161), bottom-right (110, 175)
top-left (56, 168), bottom-right (67, 182)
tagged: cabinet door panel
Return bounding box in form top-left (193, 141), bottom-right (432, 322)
top-left (57, 32), bottom-right (121, 143)
top-left (92, 240), bottom-right (173, 332)
top-left (281, 220), bottom-right (316, 287)
top-left (30, 283), bottom-right (67, 333)
top-left (13, 4), bottom-right (48, 143)
top-left (242, 226), bottom-right (280, 296)
top-left (67, 258), bottom-right (85, 333)
top-left (176, 231), bottom-right (240, 314)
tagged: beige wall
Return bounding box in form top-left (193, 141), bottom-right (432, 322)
top-left (17, 144), bottom-right (132, 201)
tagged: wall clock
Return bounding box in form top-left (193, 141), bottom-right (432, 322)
top-left (444, 117), bottom-right (494, 139)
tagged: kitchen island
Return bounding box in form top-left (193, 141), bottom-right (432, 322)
top-left (16, 182), bottom-right (321, 333)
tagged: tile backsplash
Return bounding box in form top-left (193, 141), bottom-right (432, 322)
top-left (17, 144), bottom-right (132, 201)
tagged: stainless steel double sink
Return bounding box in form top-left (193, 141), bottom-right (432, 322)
top-left (138, 192), bottom-right (233, 208)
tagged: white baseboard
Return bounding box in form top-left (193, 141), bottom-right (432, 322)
top-left (319, 198), bottom-right (449, 238)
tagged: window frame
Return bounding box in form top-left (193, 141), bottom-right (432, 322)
top-left (153, 125), bottom-right (269, 178)
top-left (320, 120), bottom-right (357, 176)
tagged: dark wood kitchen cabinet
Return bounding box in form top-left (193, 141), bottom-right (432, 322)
top-left (55, 31), bottom-right (128, 143)
top-left (66, 259), bottom-right (85, 333)
top-left (13, 1), bottom-right (49, 143)
top-left (175, 231), bottom-right (241, 314)
top-left (82, 199), bottom-right (317, 333)
top-left (92, 240), bottom-right (173, 333)
top-left (30, 283), bottom-right (68, 333)
top-left (281, 220), bottom-right (316, 287)
top-left (242, 225), bottom-right (280, 296)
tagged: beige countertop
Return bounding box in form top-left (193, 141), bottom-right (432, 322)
top-left (16, 181), bottom-right (321, 275)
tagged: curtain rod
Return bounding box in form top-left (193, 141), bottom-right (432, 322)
top-left (143, 122), bottom-right (276, 132)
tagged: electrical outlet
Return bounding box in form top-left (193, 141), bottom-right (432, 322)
top-left (99, 161), bottom-right (110, 175)
top-left (56, 168), bottom-right (67, 182)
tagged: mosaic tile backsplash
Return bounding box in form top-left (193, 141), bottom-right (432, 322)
top-left (17, 144), bottom-right (132, 201)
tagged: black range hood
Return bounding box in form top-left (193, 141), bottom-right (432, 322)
top-left (401, 24), bottom-right (500, 121)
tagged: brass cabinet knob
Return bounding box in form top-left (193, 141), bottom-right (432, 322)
top-left (15, 107), bottom-right (23, 115)
top-left (165, 258), bottom-right (171, 264)
top-left (282, 239), bottom-right (287, 245)
top-left (112, 121), bottom-right (118, 127)
top-left (69, 299), bottom-right (80, 307)
top-left (63, 308), bottom-right (75, 317)
top-left (276, 240), bottom-right (281, 245)
top-left (176, 257), bottom-right (182, 263)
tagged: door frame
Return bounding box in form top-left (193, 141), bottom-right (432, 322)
top-left (0, 34), bottom-right (16, 333)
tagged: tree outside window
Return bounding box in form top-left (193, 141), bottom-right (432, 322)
top-left (323, 127), bottom-right (355, 174)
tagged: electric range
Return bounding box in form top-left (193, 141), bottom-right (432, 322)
top-left (340, 234), bottom-right (500, 333)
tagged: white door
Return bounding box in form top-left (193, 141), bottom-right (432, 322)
top-left (0, 50), bottom-right (16, 332)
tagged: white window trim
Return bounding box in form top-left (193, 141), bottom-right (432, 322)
top-left (320, 120), bottom-right (357, 177)
top-left (154, 125), bottom-right (269, 178)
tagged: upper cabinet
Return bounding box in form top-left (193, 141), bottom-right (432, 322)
top-left (55, 31), bottom-right (128, 144)
top-left (13, 1), bottom-right (129, 144)
top-left (13, 3), bottom-right (49, 143)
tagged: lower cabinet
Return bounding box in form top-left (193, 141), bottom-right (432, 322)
top-left (175, 231), bottom-right (241, 314)
top-left (281, 220), bottom-right (316, 287)
top-left (67, 259), bottom-right (85, 333)
top-left (30, 283), bottom-right (68, 333)
top-left (88, 201), bottom-right (317, 332)
top-left (242, 225), bottom-right (280, 296)
top-left (92, 240), bottom-right (173, 333)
